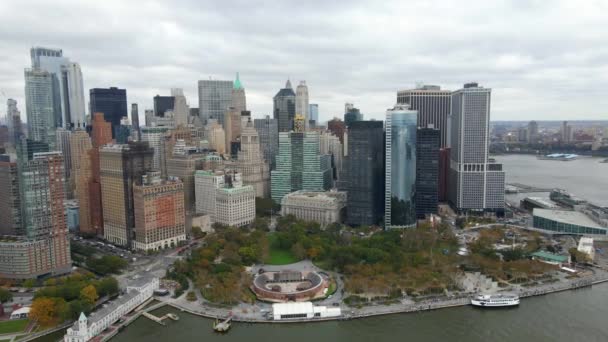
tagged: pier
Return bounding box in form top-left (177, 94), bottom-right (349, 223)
top-left (142, 312), bottom-right (179, 325)
top-left (213, 315), bottom-right (232, 332)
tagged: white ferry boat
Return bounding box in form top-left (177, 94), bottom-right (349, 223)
top-left (471, 294), bottom-right (520, 307)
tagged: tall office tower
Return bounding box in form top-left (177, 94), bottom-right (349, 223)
top-left (133, 172), bottom-right (186, 251)
top-left (70, 129), bottom-right (93, 234)
top-left (89, 87), bottom-right (128, 138)
top-left (527, 120), bottom-right (538, 142)
top-left (198, 79), bottom-right (232, 125)
top-left (254, 115), bottom-right (279, 170)
top-left (131, 103), bottom-right (140, 140)
top-left (397, 85), bottom-right (452, 148)
top-left (295, 81), bottom-right (309, 129)
top-left (25, 68), bottom-right (57, 148)
top-left (438, 147), bottom-right (451, 202)
top-left (224, 107), bottom-right (241, 151)
top-left (319, 131), bottom-right (343, 184)
top-left (449, 83), bottom-right (505, 215)
top-left (141, 126), bottom-right (169, 171)
top-left (327, 118), bottom-right (346, 144)
top-left (415, 127), bottom-right (440, 219)
top-left (55, 128), bottom-right (73, 197)
top-left (309, 103), bottom-right (319, 127)
top-left (344, 121), bottom-right (385, 226)
top-left (7, 99), bottom-right (23, 145)
top-left (30, 47), bottom-right (85, 128)
top-left (344, 105), bottom-right (362, 128)
top-left (207, 120), bottom-right (226, 154)
top-left (17, 137), bottom-right (50, 161)
top-left (345, 103), bottom-right (354, 113)
top-left (171, 88), bottom-right (190, 127)
top-left (89, 113), bottom-right (113, 236)
top-left (271, 131), bottom-right (332, 203)
top-left (153, 95), bottom-right (174, 117)
top-left (385, 105), bottom-right (417, 229)
top-left (231, 72), bottom-right (247, 114)
top-left (234, 119), bottom-right (269, 197)
top-left (167, 142), bottom-right (204, 216)
top-left (0, 159), bottom-right (22, 235)
top-left (115, 117), bottom-right (131, 144)
top-left (274, 79), bottom-right (296, 132)
top-left (100, 142), bottom-right (154, 248)
top-left (195, 170), bottom-right (226, 215)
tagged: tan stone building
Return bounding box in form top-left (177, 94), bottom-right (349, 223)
top-left (70, 129), bottom-right (93, 234)
top-left (281, 190), bottom-right (347, 227)
top-left (133, 172), bottom-right (186, 251)
top-left (234, 119), bottom-right (270, 197)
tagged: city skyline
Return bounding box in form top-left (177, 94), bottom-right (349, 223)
top-left (1, 1), bottom-right (607, 123)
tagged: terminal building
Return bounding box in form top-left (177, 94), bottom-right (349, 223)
top-left (532, 208), bottom-right (608, 236)
top-left (271, 302), bottom-right (341, 321)
top-left (520, 197), bottom-right (559, 212)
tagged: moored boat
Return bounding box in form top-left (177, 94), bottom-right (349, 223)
top-left (471, 293), bottom-right (519, 307)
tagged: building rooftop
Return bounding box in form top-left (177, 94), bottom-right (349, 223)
top-left (533, 209), bottom-right (605, 228)
top-left (531, 251), bottom-right (569, 263)
top-left (524, 197), bottom-right (559, 209)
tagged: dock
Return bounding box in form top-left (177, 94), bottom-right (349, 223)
top-left (142, 312), bottom-right (179, 325)
top-left (213, 315), bottom-right (232, 332)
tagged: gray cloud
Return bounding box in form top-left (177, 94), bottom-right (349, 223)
top-left (1, 0), bottom-right (607, 123)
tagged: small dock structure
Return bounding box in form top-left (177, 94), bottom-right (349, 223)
top-left (213, 315), bottom-right (232, 332)
top-left (142, 311), bottom-right (179, 325)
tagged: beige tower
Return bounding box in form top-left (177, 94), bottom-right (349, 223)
top-left (70, 129), bottom-right (93, 234)
top-left (235, 118), bottom-right (270, 197)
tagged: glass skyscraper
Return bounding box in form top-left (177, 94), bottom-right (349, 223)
top-left (24, 69), bottom-right (56, 148)
top-left (273, 80), bottom-right (296, 132)
top-left (197, 80), bottom-right (232, 125)
top-left (385, 105), bottom-right (417, 229)
top-left (89, 87), bottom-right (128, 138)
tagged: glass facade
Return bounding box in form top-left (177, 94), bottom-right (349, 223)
top-left (533, 215), bottom-right (607, 235)
top-left (385, 106), bottom-right (417, 228)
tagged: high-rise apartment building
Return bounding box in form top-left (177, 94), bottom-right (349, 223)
top-left (100, 142), bottom-right (154, 248)
top-left (254, 115), bottom-right (279, 169)
top-left (271, 131), bottom-right (332, 203)
top-left (141, 126), bottom-right (170, 171)
top-left (415, 127), bottom-right (440, 218)
top-left (448, 83), bottom-right (505, 215)
top-left (385, 105), bottom-right (417, 229)
top-left (0, 160), bottom-right (22, 236)
top-left (89, 87), bottom-right (128, 138)
top-left (274, 80), bottom-right (296, 132)
top-left (70, 129), bottom-right (93, 234)
top-left (166, 143), bottom-right (205, 215)
top-left (133, 172), bottom-right (186, 251)
top-left (30, 47), bottom-right (85, 128)
top-left (25, 68), bottom-right (56, 148)
top-left (89, 113), bottom-right (113, 236)
top-left (296, 81), bottom-right (309, 129)
top-left (198, 79), bottom-right (232, 125)
top-left (561, 121), bottom-right (574, 143)
top-left (55, 128), bottom-right (73, 195)
top-left (397, 85), bottom-right (452, 148)
top-left (527, 120), bottom-right (539, 142)
top-left (344, 121), bottom-right (384, 226)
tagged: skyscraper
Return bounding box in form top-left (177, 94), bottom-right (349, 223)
top-left (344, 121), bottom-right (384, 226)
top-left (55, 128), bottom-right (73, 197)
top-left (344, 105), bottom-right (362, 128)
top-left (415, 127), bottom-right (440, 218)
top-left (296, 81), bottom-right (309, 129)
top-left (448, 83), bottom-right (505, 215)
top-left (234, 119), bottom-right (269, 197)
top-left (231, 72), bottom-right (247, 113)
top-left (527, 120), bottom-right (538, 142)
top-left (141, 126), bottom-right (170, 172)
top-left (0, 159), bottom-right (22, 236)
top-left (131, 103), bottom-right (140, 140)
top-left (223, 107), bottom-right (241, 150)
top-left (397, 85), bottom-right (452, 148)
top-left (25, 68), bottom-right (56, 148)
top-left (7, 99), bottom-right (23, 145)
top-left (309, 103), bottom-right (319, 126)
top-left (438, 147), bottom-right (451, 202)
top-left (385, 105), bottom-right (417, 229)
top-left (274, 80), bottom-right (296, 132)
top-left (271, 130), bottom-right (332, 203)
top-left (153, 95), bottom-right (175, 117)
top-left (89, 113), bottom-right (113, 236)
top-left (70, 129), bottom-right (93, 234)
top-left (319, 131), bottom-right (343, 185)
top-left (100, 142), bottom-right (154, 248)
top-left (166, 143), bottom-right (204, 216)
top-left (30, 47), bottom-right (85, 128)
top-left (198, 79), bottom-right (232, 125)
top-left (254, 115), bottom-right (279, 170)
top-left (171, 88), bottom-right (190, 127)
top-left (89, 87), bottom-right (128, 138)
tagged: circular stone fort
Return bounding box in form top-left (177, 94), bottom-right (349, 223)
top-left (252, 270), bottom-right (327, 302)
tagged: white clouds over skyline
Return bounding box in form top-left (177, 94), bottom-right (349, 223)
top-left (1, 0), bottom-right (607, 123)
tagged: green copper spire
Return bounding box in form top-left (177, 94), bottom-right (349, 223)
top-left (234, 72), bottom-right (243, 90)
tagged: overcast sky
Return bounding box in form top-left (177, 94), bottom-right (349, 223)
top-left (1, 0), bottom-right (607, 123)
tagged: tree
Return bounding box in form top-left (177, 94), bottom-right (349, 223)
top-left (291, 242), bottom-right (306, 260)
top-left (96, 277), bottom-right (119, 297)
top-left (80, 285), bottom-right (99, 305)
top-left (23, 279), bottom-right (35, 288)
top-left (0, 287), bottom-right (12, 303)
top-left (192, 226), bottom-right (206, 239)
top-left (30, 297), bottom-right (68, 327)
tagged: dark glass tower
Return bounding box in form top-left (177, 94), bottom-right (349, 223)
top-left (345, 121), bottom-right (385, 226)
top-left (273, 80), bottom-right (296, 132)
top-left (415, 127), bottom-right (440, 218)
top-left (89, 87), bottom-right (127, 138)
top-left (153, 95), bottom-right (175, 117)
top-left (344, 107), bottom-right (362, 128)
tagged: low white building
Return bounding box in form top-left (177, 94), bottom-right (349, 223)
top-left (281, 190), bottom-right (346, 227)
top-left (10, 307), bottom-right (30, 320)
top-left (64, 276), bottom-right (159, 342)
top-left (577, 237), bottom-right (595, 261)
top-left (271, 302), bottom-right (341, 321)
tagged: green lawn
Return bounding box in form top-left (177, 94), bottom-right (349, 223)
top-left (267, 234), bottom-right (299, 265)
top-left (0, 319), bottom-right (28, 334)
